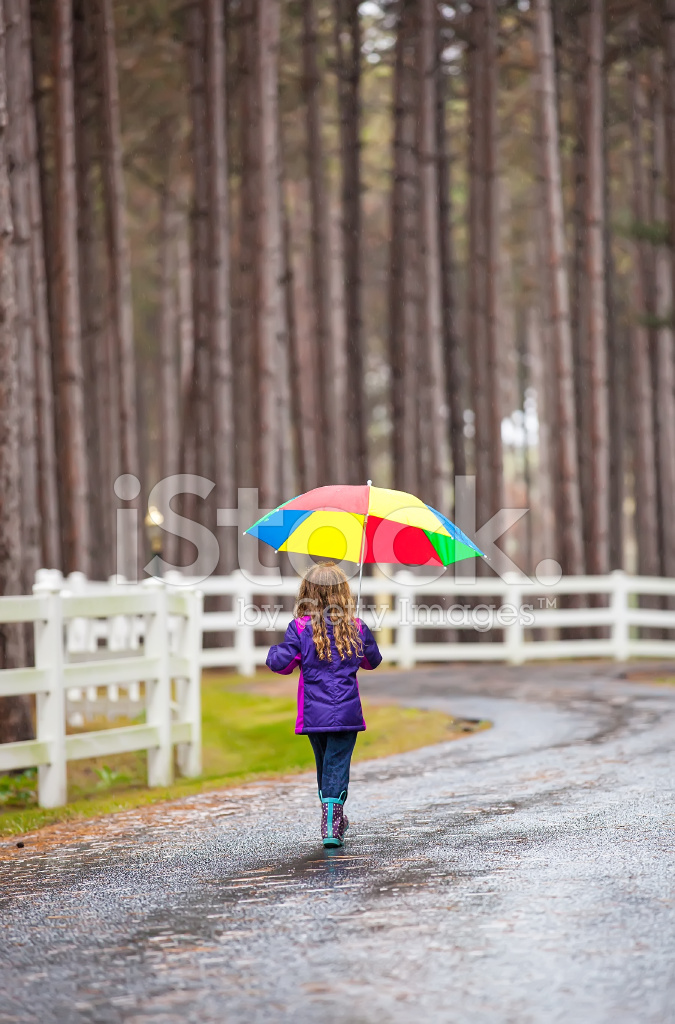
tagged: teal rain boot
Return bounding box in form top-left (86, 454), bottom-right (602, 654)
top-left (320, 791), bottom-right (347, 848)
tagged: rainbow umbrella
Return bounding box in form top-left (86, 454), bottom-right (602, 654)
top-left (245, 481), bottom-right (485, 614)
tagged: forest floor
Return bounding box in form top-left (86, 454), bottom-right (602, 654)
top-left (0, 670), bottom-right (488, 837)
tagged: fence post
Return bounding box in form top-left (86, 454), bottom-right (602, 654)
top-left (143, 579), bottom-right (173, 786)
top-left (395, 573), bottom-right (416, 669)
top-left (235, 577), bottom-right (256, 676)
top-left (611, 569), bottom-right (629, 662)
top-left (33, 580), bottom-right (66, 808)
top-left (177, 587), bottom-right (203, 777)
top-left (505, 585), bottom-right (524, 664)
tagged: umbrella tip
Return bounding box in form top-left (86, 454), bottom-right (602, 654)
top-left (367, 479), bottom-right (372, 486)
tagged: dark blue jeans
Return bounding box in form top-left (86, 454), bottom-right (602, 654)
top-left (307, 731), bottom-right (358, 801)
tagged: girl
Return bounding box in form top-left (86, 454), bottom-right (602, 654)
top-left (266, 562), bottom-right (382, 848)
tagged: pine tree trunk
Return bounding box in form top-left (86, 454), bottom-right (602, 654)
top-left (534, 0), bottom-right (584, 575)
top-left (0, 0), bottom-right (22, 613)
top-left (664, 1), bottom-right (675, 318)
top-left (185, 2), bottom-right (213, 495)
top-left (159, 186), bottom-right (179, 568)
top-left (176, 195), bottom-right (194, 412)
top-left (436, 47), bottom-right (465, 484)
top-left (605, 148), bottom-right (623, 572)
top-left (533, 145), bottom-right (562, 568)
top-left (651, 56), bottom-right (675, 578)
top-left (628, 49), bottom-right (659, 577)
top-left (282, 196), bottom-right (306, 490)
top-left (98, 0), bottom-right (137, 483)
top-left (484, 0), bottom-right (503, 516)
top-left (302, 0), bottom-right (332, 483)
top-left (24, 0), bottom-right (60, 571)
top-left (388, 0), bottom-right (419, 495)
top-left (257, 0), bottom-right (285, 507)
top-left (54, 0), bottom-right (90, 574)
top-left (584, 0), bottom-right (609, 575)
top-left (467, 3), bottom-right (491, 525)
top-left (335, 0), bottom-right (365, 485)
top-left (5, 0), bottom-right (40, 589)
top-left (570, 30), bottom-right (592, 565)
top-left (205, 0), bottom-right (235, 569)
top-left (275, 169), bottom-right (295, 501)
top-left (418, 0), bottom-right (448, 511)
top-left (234, 0), bottom-right (259, 490)
top-left (525, 297), bottom-right (555, 572)
top-left (74, 0), bottom-right (109, 578)
top-left (287, 179), bottom-right (320, 491)
top-left (0, 1), bottom-right (33, 741)
top-left (98, 0), bottom-right (139, 577)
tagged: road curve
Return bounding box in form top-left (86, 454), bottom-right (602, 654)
top-left (1, 663), bottom-right (674, 1024)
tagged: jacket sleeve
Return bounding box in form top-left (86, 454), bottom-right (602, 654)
top-left (266, 620), bottom-right (302, 675)
top-left (357, 620), bottom-right (382, 670)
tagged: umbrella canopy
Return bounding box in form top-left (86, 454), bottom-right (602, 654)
top-left (245, 484), bottom-right (485, 567)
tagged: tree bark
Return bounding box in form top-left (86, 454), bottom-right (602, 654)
top-left (282, 195), bottom-right (306, 490)
top-left (98, 0), bottom-right (137, 484)
top-left (97, 0), bottom-right (140, 577)
top-left (185, 1), bottom-right (212, 493)
top-left (0, 1), bottom-right (32, 738)
top-left (5, 0), bottom-right (40, 589)
top-left (205, 0), bottom-right (235, 569)
top-left (302, 0), bottom-right (332, 483)
top-left (627, 47), bottom-right (659, 577)
top-left (54, 0), bottom-right (90, 574)
top-left (24, 0), bottom-right (60, 571)
top-left (176, 192), bottom-right (194, 413)
top-left (484, 0), bottom-right (503, 516)
top-left (651, 56), bottom-right (675, 578)
top-left (257, 0), bottom-right (286, 507)
top-left (334, 0), bottom-right (365, 485)
top-left (234, 0), bottom-right (258, 490)
top-left (525, 296), bottom-right (555, 573)
top-left (74, 0), bottom-right (109, 578)
top-left (418, 0), bottom-right (449, 510)
top-left (436, 44), bottom-right (465, 484)
top-left (569, 28), bottom-right (592, 564)
top-left (467, 2), bottom-right (491, 525)
top-left (664, 0), bottom-right (675, 321)
top-left (583, 0), bottom-right (609, 575)
top-left (534, 0), bottom-right (584, 575)
top-left (275, 135), bottom-right (295, 501)
top-left (388, 0), bottom-right (420, 495)
top-left (159, 186), bottom-right (179, 568)
top-left (286, 179), bottom-right (320, 492)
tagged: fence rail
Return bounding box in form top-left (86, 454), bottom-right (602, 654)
top-left (2, 568), bottom-right (675, 808)
top-left (191, 568), bottom-right (675, 671)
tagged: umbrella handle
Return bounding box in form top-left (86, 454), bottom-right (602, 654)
top-left (356, 480), bottom-right (372, 619)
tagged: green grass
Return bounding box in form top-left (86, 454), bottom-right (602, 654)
top-left (0, 673), bottom-right (489, 838)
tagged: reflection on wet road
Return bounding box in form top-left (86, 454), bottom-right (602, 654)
top-left (1, 664), bottom-right (674, 1023)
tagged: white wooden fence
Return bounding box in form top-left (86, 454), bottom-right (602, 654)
top-left (194, 568), bottom-right (675, 671)
top-left (2, 568), bottom-right (675, 808)
top-left (0, 577), bottom-right (202, 808)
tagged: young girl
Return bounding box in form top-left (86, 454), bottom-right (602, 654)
top-left (266, 562), bottom-right (382, 847)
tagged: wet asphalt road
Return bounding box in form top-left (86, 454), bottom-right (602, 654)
top-left (1, 664), bottom-right (674, 1024)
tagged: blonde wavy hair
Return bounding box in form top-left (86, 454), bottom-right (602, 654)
top-left (294, 562), bottom-right (363, 662)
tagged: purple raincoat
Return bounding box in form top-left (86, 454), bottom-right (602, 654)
top-left (266, 615), bottom-right (382, 734)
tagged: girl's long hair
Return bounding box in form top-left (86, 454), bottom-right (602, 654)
top-left (294, 562), bottom-right (363, 662)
